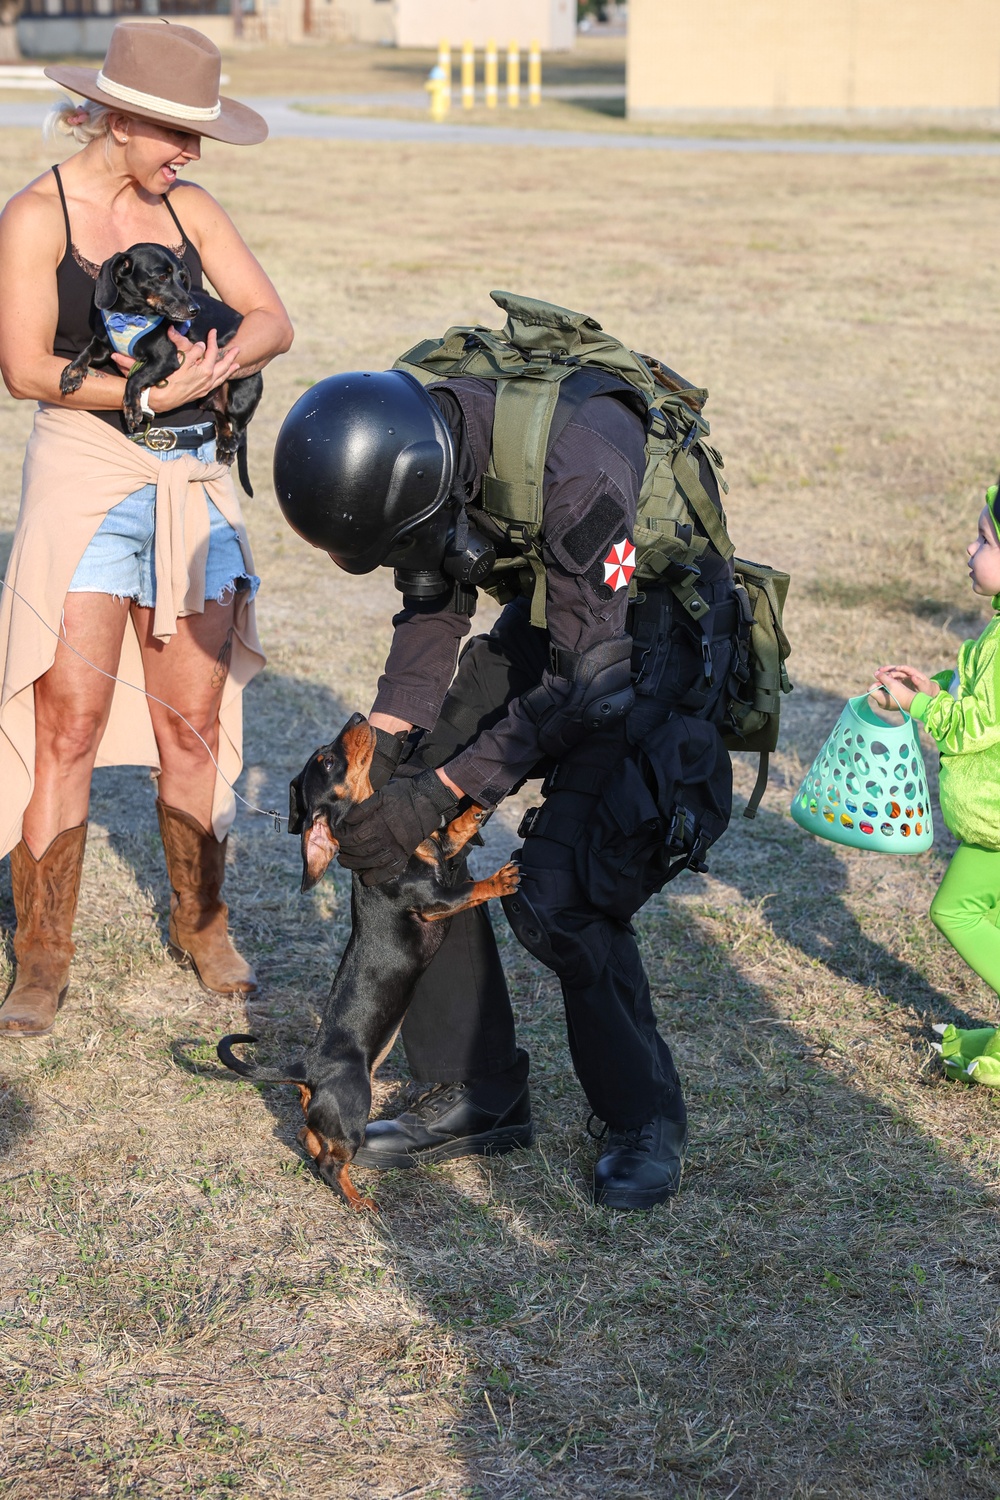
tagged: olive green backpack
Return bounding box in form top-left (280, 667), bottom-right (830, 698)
top-left (394, 291), bottom-right (791, 817)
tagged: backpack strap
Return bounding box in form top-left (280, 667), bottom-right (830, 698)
top-left (672, 444), bottom-right (734, 564)
top-left (742, 752), bottom-right (770, 820)
top-left (483, 366), bottom-right (640, 629)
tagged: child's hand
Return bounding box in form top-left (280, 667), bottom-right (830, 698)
top-left (868, 665), bottom-right (940, 712)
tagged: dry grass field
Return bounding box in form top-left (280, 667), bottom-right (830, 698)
top-left (2, 98), bottom-right (1000, 1500)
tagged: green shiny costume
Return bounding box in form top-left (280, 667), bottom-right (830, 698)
top-left (911, 595), bottom-right (1000, 1004)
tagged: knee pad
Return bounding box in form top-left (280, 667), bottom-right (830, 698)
top-left (503, 878), bottom-right (561, 971)
top-left (503, 868), bottom-right (610, 986)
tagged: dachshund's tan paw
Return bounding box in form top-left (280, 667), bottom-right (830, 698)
top-left (494, 861), bottom-right (520, 896)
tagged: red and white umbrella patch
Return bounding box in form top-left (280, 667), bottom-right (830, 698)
top-left (603, 537), bottom-right (636, 591)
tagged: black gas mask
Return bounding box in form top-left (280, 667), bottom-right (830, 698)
top-left (388, 498), bottom-right (497, 601)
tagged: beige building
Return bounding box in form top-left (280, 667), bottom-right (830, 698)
top-left (627, 0), bottom-right (1000, 119)
top-left (394, 0), bottom-right (576, 51)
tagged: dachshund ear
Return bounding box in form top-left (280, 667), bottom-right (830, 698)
top-left (94, 252), bottom-right (131, 311)
top-left (288, 771), bottom-right (306, 835)
top-left (301, 816), bottom-right (339, 893)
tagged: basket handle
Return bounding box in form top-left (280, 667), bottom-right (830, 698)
top-left (867, 683), bottom-right (910, 720)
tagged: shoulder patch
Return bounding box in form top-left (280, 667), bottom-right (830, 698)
top-left (585, 534), bottom-right (636, 600)
top-left (559, 493), bottom-right (628, 570)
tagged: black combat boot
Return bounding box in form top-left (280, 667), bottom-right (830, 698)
top-left (592, 1112), bottom-right (688, 1210)
top-left (354, 1049), bottom-right (534, 1169)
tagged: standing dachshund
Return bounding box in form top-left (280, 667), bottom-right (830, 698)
top-left (58, 240), bottom-right (263, 488)
top-left (217, 714), bottom-right (519, 1210)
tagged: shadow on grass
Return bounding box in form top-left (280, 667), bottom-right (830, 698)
top-left (269, 859), bottom-right (1000, 1498)
top-left (166, 675), bottom-right (1000, 1493)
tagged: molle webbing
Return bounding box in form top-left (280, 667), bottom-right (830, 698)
top-left (393, 290), bottom-right (731, 631)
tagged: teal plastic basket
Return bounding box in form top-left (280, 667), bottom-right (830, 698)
top-left (790, 695), bottom-right (934, 853)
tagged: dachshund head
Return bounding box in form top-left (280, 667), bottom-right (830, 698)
top-left (287, 713), bottom-right (377, 891)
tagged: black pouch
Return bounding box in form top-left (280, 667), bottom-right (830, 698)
top-left (575, 714), bottom-right (732, 922)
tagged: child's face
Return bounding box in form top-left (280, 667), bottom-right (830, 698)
top-left (967, 506), bottom-right (1000, 597)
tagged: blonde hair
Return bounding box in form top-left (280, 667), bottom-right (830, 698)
top-left (44, 98), bottom-right (115, 145)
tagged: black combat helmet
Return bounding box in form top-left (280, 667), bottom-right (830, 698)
top-left (272, 370), bottom-right (457, 575)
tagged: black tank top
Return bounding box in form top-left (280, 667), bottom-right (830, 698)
top-left (51, 163), bottom-right (208, 431)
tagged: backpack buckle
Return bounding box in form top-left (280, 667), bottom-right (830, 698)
top-left (647, 409), bottom-right (671, 440)
top-left (517, 806), bottom-right (542, 839)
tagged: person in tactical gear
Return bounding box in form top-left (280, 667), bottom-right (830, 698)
top-left (273, 360), bottom-right (738, 1210)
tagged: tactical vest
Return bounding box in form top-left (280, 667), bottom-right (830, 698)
top-left (394, 291), bottom-right (791, 815)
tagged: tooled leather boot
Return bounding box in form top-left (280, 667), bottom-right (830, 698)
top-left (0, 824), bottom-right (88, 1039)
top-left (156, 799), bottom-right (257, 996)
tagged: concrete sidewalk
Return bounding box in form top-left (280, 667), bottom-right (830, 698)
top-left (3, 94), bottom-right (1000, 156)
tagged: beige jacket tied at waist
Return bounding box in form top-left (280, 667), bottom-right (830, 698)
top-left (0, 405), bottom-right (265, 858)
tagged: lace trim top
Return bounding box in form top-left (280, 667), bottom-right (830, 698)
top-left (70, 239), bottom-right (186, 281)
top-left (50, 163), bottom-right (206, 430)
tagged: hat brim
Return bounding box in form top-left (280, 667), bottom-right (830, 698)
top-left (43, 64), bottom-right (268, 145)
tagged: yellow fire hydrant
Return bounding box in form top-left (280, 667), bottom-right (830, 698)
top-left (426, 64), bottom-right (450, 122)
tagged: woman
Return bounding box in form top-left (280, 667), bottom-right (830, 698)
top-left (0, 22), bottom-right (293, 1036)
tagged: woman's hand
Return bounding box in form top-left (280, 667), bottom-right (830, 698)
top-left (868, 664), bottom-right (940, 712)
top-left (111, 326), bottom-right (240, 412)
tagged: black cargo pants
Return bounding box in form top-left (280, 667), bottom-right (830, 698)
top-left (399, 585), bottom-right (736, 1131)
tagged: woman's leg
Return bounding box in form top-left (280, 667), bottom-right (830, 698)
top-left (132, 600), bottom-right (257, 996)
top-left (1, 593), bottom-right (130, 1036)
top-left (930, 843), bottom-right (1000, 994)
top-left (24, 593), bottom-right (131, 853)
top-left (132, 599), bottom-right (234, 825)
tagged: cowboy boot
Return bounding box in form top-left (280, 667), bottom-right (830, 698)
top-left (156, 799), bottom-right (257, 996)
top-left (0, 824), bottom-right (88, 1039)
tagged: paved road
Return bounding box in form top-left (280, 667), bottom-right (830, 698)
top-left (3, 93), bottom-right (1000, 156)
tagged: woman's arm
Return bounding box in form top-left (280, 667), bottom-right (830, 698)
top-left (170, 184), bottom-right (293, 377)
top-left (0, 185), bottom-right (125, 408)
top-left (0, 183), bottom-right (242, 409)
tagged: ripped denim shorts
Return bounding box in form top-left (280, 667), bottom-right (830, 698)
top-left (67, 427), bottom-right (260, 609)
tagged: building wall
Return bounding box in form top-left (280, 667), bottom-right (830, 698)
top-left (628, 0), bottom-right (1000, 116)
top-left (18, 12), bottom-right (236, 57)
top-left (395, 0), bottom-right (576, 52)
top-left (329, 0), bottom-right (394, 44)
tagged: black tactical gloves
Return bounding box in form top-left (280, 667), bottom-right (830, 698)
top-left (369, 726), bottom-right (409, 791)
top-left (335, 769), bottom-right (459, 885)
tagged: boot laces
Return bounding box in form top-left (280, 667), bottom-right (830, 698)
top-left (587, 1113), bottom-right (655, 1151)
top-left (409, 1080), bottom-right (467, 1117)
top-left (609, 1121), bottom-right (656, 1154)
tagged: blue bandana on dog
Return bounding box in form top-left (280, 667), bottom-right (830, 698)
top-left (100, 311), bottom-right (192, 359)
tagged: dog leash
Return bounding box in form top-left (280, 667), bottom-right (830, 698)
top-left (0, 577), bottom-right (286, 830)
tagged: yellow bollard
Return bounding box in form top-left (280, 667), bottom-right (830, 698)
top-left (528, 40), bottom-right (541, 107)
top-left (506, 41), bottom-right (520, 109)
top-left (485, 39), bottom-right (498, 109)
top-left (425, 64), bottom-right (450, 122)
top-left (437, 39), bottom-right (451, 100)
top-left (461, 39), bottom-right (475, 110)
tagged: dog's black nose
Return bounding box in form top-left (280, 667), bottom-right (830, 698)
top-left (345, 712), bottom-right (366, 730)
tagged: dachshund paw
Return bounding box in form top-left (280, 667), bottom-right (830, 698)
top-left (494, 861), bottom-right (521, 896)
top-left (59, 367), bottom-right (84, 395)
top-left (123, 406), bottom-right (144, 434)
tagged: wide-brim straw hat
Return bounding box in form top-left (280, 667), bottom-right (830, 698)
top-left (44, 20), bottom-right (267, 146)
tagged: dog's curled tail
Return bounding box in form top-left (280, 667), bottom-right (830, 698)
top-left (216, 1033), bottom-right (308, 1084)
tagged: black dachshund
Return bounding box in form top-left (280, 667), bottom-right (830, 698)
top-left (217, 713), bottom-right (519, 1210)
top-left (59, 240), bottom-right (262, 491)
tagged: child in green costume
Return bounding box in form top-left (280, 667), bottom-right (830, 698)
top-left (871, 485), bottom-right (1000, 1084)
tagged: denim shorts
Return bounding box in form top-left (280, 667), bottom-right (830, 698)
top-left (68, 429), bottom-right (260, 609)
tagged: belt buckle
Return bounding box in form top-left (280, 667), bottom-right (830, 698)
top-left (142, 426), bottom-right (177, 453)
